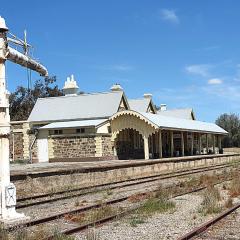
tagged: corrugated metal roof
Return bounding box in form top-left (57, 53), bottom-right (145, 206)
top-left (40, 119), bottom-right (108, 130)
top-left (28, 92), bottom-right (124, 123)
top-left (157, 108), bottom-right (195, 120)
top-left (128, 99), bottom-right (150, 112)
top-left (140, 111), bottom-right (227, 134)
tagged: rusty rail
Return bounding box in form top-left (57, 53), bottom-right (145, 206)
top-left (177, 202), bottom-right (240, 240)
top-left (46, 180), bottom-right (231, 239)
top-left (16, 163), bottom-right (232, 209)
top-left (7, 164), bottom-right (237, 237)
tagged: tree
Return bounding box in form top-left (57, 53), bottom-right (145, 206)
top-left (9, 76), bottom-right (63, 121)
top-left (216, 113), bottom-right (240, 148)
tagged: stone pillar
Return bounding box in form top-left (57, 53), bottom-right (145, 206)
top-left (22, 122), bottom-right (30, 160)
top-left (144, 135), bottom-right (149, 160)
top-left (133, 130), bottom-right (136, 149)
top-left (155, 132), bottom-right (158, 154)
top-left (206, 134), bottom-right (209, 154)
top-left (198, 133), bottom-right (202, 155)
top-left (159, 130), bottom-right (162, 158)
top-left (186, 133), bottom-right (188, 155)
top-left (191, 132), bottom-right (194, 155)
top-left (151, 135), bottom-right (154, 158)
top-left (213, 134), bottom-right (216, 154)
top-left (95, 136), bottom-right (103, 157)
top-left (138, 133), bottom-right (141, 149)
top-left (181, 132), bottom-right (184, 156)
top-left (218, 135), bottom-right (222, 150)
top-left (170, 131), bottom-right (174, 157)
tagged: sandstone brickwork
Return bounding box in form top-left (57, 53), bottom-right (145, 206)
top-left (9, 132), bottom-right (24, 160)
top-left (52, 135), bottom-right (96, 158)
top-left (101, 135), bottom-right (114, 156)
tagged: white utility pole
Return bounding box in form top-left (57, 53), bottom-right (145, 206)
top-left (0, 16), bottom-right (48, 223)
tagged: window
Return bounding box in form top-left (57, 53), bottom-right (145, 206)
top-left (76, 128), bottom-right (85, 133)
top-left (54, 129), bottom-right (63, 135)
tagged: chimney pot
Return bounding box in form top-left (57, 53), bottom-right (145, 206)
top-left (111, 83), bottom-right (123, 92)
top-left (160, 104), bottom-right (167, 111)
top-left (143, 93), bottom-right (152, 99)
top-left (63, 74), bottom-right (79, 96)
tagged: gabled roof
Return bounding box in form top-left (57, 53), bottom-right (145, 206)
top-left (157, 108), bottom-right (195, 120)
top-left (129, 98), bottom-right (156, 113)
top-left (110, 110), bottom-right (227, 135)
top-left (40, 119), bottom-right (108, 130)
top-left (28, 91), bottom-right (129, 123)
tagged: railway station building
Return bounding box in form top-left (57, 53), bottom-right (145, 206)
top-left (10, 77), bottom-right (227, 163)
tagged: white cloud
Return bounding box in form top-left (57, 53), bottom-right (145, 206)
top-left (185, 64), bottom-right (211, 77)
top-left (208, 78), bottom-right (223, 85)
top-left (160, 9), bottom-right (179, 24)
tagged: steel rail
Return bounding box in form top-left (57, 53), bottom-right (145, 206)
top-left (8, 174), bottom-right (232, 235)
top-left (177, 202), bottom-right (240, 240)
top-left (18, 163), bottom-right (229, 202)
top-left (47, 180), bottom-right (229, 239)
top-left (16, 163), bottom-right (233, 209)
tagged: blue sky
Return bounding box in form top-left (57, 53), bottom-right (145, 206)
top-left (1, 0), bottom-right (240, 122)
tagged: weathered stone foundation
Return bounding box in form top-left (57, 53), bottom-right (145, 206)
top-left (11, 153), bottom-right (240, 198)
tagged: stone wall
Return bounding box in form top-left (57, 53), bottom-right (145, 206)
top-left (9, 121), bottom-right (29, 161)
top-left (102, 136), bottom-right (114, 156)
top-left (9, 132), bottom-right (24, 160)
top-left (52, 135), bottom-right (96, 159)
top-left (224, 148), bottom-right (240, 153)
top-left (12, 153), bottom-right (240, 198)
top-left (49, 134), bottom-right (114, 162)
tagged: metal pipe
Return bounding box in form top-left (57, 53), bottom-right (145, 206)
top-left (7, 37), bottom-right (32, 48)
top-left (7, 47), bottom-right (48, 76)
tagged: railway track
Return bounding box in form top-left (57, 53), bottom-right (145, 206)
top-left (46, 179), bottom-right (231, 239)
top-left (16, 162), bottom-right (236, 209)
top-left (177, 201), bottom-right (240, 240)
top-left (7, 165), bottom-right (236, 238)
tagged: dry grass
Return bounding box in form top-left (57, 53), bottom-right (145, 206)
top-left (85, 228), bottom-right (100, 240)
top-left (199, 186), bottom-right (222, 215)
top-left (225, 197), bottom-right (234, 208)
top-left (128, 192), bottom-right (153, 203)
top-left (0, 225), bottom-right (74, 240)
top-left (0, 224), bottom-right (9, 240)
top-left (65, 204), bottom-right (121, 225)
top-left (229, 176), bottom-right (240, 197)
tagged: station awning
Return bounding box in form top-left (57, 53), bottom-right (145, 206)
top-left (39, 119), bottom-right (108, 130)
top-left (110, 110), bottom-right (227, 135)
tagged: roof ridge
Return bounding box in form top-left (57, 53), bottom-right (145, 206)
top-left (129, 98), bottom-right (148, 101)
top-left (37, 91), bottom-right (121, 101)
top-left (158, 108), bottom-right (192, 111)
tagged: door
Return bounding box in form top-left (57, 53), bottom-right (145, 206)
top-left (37, 129), bottom-right (49, 163)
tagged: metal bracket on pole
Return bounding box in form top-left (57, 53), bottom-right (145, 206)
top-left (0, 16), bottom-right (48, 224)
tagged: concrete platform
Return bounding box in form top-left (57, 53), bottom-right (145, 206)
top-left (10, 153), bottom-right (239, 181)
top-left (10, 153), bottom-right (240, 198)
